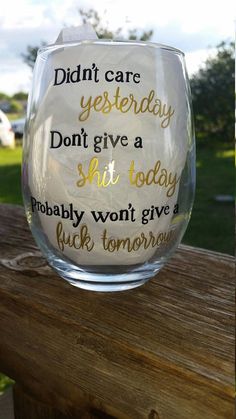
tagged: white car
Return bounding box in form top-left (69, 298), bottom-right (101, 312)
top-left (11, 118), bottom-right (25, 138)
top-left (0, 110), bottom-right (15, 148)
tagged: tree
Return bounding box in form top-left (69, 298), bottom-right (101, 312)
top-left (79, 8), bottom-right (153, 41)
top-left (22, 9), bottom-right (153, 69)
top-left (22, 42), bottom-right (46, 70)
top-left (0, 92), bottom-right (10, 101)
top-left (9, 99), bottom-right (23, 113)
top-left (190, 42), bottom-right (234, 143)
top-left (12, 92), bottom-right (28, 101)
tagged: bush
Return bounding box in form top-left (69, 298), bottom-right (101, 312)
top-left (9, 100), bottom-right (23, 113)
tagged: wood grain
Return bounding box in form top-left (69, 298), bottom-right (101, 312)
top-left (0, 204), bottom-right (234, 419)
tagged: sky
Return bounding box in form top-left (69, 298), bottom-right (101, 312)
top-left (0, 0), bottom-right (235, 95)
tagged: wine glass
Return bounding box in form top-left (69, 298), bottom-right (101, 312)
top-left (22, 39), bottom-right (195, 291)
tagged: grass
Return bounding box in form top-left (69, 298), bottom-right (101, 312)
top-left (183, 144), bottom-right (234, 255)
top-left (8, 112), bottom-right (25, 121)
top-left (0, 146), bottom-right (22, 205)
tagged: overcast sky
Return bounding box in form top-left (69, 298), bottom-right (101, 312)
top-left (0, 0), bottom-right (234, 95)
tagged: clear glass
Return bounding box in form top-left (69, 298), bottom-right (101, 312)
top-left (22, 40), bottom-right (195, 292)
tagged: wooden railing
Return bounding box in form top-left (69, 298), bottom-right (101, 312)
top-left (0, 203), bottom-right (234, 419)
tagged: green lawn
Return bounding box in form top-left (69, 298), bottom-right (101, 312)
top-left (0, 147), bottom-right (22, 205)
top-left (183, 145), bottom-right (234, 254)
top-left (8, 112), bottom-right (25, 121)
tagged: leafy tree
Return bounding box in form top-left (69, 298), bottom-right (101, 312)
top-left (79, 8), bottom-right (153, 41)
top-left (79, 8), bottom-right (122, 39)
top-left (0, 92), bottom-right (10, 101)
top-left (190, 42), bottom-right (234, 143)
top-left (12, 92), bottom-right (28, 101)
top-left (22, 8), bottom-right (153, 69)
top-left (22, 42), bottom-right (46, 70)
top-left (9, 99), bottom-right (23, 113)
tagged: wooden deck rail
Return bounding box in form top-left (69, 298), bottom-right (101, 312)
top-left (0, 203), bottom-right (234, 419)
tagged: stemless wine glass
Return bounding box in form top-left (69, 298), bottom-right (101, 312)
top-left (22, 39), bottom-right (195, 292)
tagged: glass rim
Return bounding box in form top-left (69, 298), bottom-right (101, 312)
top-left (38, 39), bottom-right (185, 57)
